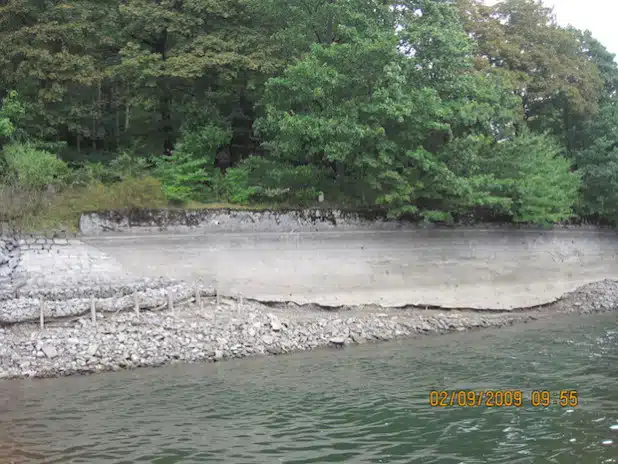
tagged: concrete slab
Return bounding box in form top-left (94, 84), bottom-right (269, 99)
top-left (18, 239), bottom-right (131, 289)
top-left (79, 228), bottom-right (618, 310)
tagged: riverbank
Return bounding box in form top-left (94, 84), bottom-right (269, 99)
top-left (2, 213), bottom-right (618, 380)
top-left (1, 279), bottom-right (618, 380)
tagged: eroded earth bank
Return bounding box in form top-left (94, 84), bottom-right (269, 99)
top-left (2, 209), bottom-right (618, 380)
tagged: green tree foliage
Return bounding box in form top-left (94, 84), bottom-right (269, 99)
top-left (154, 124), bottom-right (231, 203)
top-left (2, 143), bottom-right (70, 190)
top-left (569, 32), bottom-right (618, 222)
top-left (255, 20), bottom-right (443, 213)
top-left (485, 133), bottom-right (579, 223)
top-left (575, 100), bottom-right (618, 221)
top-left (0, 91), bottom-right (25, 141)
top-left (0, 0), bottom-right (105, 143)
top-left (0, 0), bottom-right (615, 225)
top-left (456, 0), bottom-right (603, 154)
top-left (254, 0), bottom-right (579, 221)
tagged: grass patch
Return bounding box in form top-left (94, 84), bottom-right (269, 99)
top-left (182, 199), bottom-right (376, 212)
top-left (1, 179), bottom-right (382, 233)
top-left (182, 201), bottom-right (311, 211)
top-left (0, 183), bottom-right (54, 231)
top-left (1, 176), bottom-right (168, 232)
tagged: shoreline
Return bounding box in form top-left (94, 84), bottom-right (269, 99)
top-left (3, 217), bottom-right (618, 381)
top-left (1, 279), bottom-right (617, 381)
top-left (77, 208), bottom-right (618, 236)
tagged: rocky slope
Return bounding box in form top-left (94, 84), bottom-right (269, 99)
top-left (1, 280), bottom-right (618, 380)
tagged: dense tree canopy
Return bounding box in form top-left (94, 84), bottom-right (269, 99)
top-left (0, 0), bottom-right (617, 227)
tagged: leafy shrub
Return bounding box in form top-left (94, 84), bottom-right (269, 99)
top-left (422, 210), bottom-right (453, 223)
top-left (154, 124), bottom-right (231, 204)
top-left (228, 156), bottom-right (327, 205)
top-left (107, 151), bottom-right (150, 181)
top-left (1, 142), bottom-right (70, 190)
top-left (486, 133), bottom-right (580, 224)
top-left (65, 161), bottom-right (108, 187)
top-left (0, 90), bottom-right (25, 140)
top-left (222, 162), bottom-right (261, 204)
top-left (428, 131), bottom-right (580, 224)
top-left (155, 150), bottom-right (213, 203)
top-left (0, 118), bottom-right (14, 140)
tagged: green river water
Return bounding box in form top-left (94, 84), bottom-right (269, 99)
top-left (1, 311), bottom-right (617, 463)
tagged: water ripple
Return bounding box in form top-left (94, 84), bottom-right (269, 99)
top-left (0, 313), bottom-right (617, 463)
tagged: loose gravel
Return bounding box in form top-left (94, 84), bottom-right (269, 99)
top-left (1, 279), bottom-right (617, 380)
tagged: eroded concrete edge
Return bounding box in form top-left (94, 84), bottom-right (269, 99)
top-left (78, 208), bottom-right (612, 235)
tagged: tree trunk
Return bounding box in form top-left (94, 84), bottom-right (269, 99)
top-left (125, 103), bottom-right (130, 132)
top-left (326, 0), bottom-right (336, 44)
top-left (156, 27), bottom-right (173, 156)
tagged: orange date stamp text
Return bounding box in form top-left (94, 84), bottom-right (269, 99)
top-left (429, 390), bottom-right (578, 408)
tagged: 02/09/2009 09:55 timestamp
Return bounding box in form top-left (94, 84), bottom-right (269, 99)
top-left (428, 390), bottom-right (579, 408)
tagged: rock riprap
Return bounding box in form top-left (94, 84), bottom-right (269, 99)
top-left (0, 280), bottom-right (618, 380)
top-left (0, 233), bottom-right (207, 324)
top-left (0, 237), bottom-right (21, 292)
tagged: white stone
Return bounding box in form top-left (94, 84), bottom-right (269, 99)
top-left (41, 345), bottom-right (58, 359)
top-left (87, 344), bottom-right (99, 356)
top-left (269, 314), bottom-right (282, 331)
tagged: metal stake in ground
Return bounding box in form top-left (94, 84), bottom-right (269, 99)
top-left (39, 298), bottom-right (45, 330)
top-left (167, 291), bottom-right (174, 312)
top-left (91, 296), bottom-right (96, 325)
top-left (134, 292), bottom-right (140, 315)
top-left (195, 286), bottom-right (202, 309)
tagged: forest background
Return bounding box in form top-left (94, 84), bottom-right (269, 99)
top-left (2, 0), bottom-right (618, 230)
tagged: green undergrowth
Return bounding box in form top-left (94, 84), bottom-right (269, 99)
top-left (1, 186), bottom-right (347, 233)
top-left (1, 176), bottom-right (168, 233)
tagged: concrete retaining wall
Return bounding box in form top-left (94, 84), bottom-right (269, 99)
top-left (0, 233), bottom-right (74, 300)
top-left (76, 210), bottom-right (618, 310)
top-left (79, 208), bottom-right (407, 234)
top-left (3, 210), bottom-right (618, 320)
top-left (78, 208), bottom-right (611, 235)
top-left (0, 238), bottom-right (20, 283)
top-left (0, 231), bottom-right (204, 324)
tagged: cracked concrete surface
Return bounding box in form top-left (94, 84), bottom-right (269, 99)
top-left (80, 228), bottom-right (618, 310)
